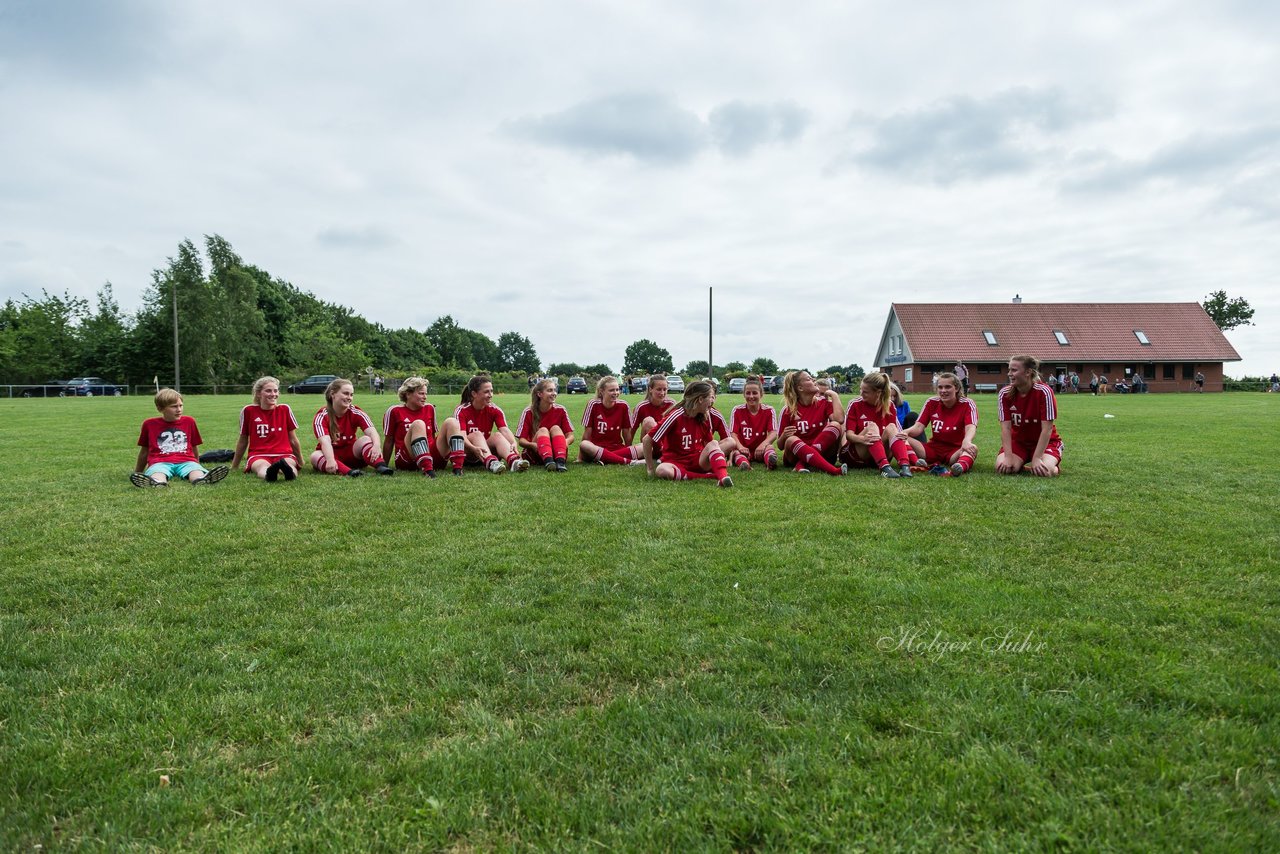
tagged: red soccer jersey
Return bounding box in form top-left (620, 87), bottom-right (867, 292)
top-left (239, 404), bottom-right (299, 456)
top-left (138, 415), bottom-right (201, 465)
top-left (454, 402), bottom-right (507, 437)
top-left (730, 404), bottom-right (777, 451)
top-left (651, 408), bottom-right (714, 468)
top-left (998, 383), bottom-right (1060, 447)
top-left (631, 398), bottom-right (676, 431)
top-left (581, 398), bottom-right (632, 450)
top-left (516, 403), bottom-right (573, 440)
top-left (779, 397), bottom-right (835, 442)
top-left (313, 405), bottom-right (375, 452)
top-left (383, 403), bottom-right (436, 462)
top-left (844, 399), bottom-right (900, 434)
top-left (917, 396), bottom-right (978, 453)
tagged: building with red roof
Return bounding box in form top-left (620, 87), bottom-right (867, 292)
top-left (876, 299), bottom-right (1242, 394)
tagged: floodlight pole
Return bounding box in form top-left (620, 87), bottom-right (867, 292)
top-left (708, 286), bottom-right (713, 383)
top-left (172, 275), bottom-right (181, 392)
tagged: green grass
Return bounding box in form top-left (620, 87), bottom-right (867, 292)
top-left (2, 391), bottom-right (1278, 850)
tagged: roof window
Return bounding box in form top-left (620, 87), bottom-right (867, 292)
top-left (1134, 330), bottom-right (1150, 345)
top-left (1054, 330), bottom-right (1069, 345)
top-left (983, 330), bottom-right (998, 346)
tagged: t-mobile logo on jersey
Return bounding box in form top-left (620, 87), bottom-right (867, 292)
top-left (255, 423), bottom-right (271, 438)
top-left (740, 426), bottom-right (754, 442)
top-left (797, 420), bottom-right (810, 434)
top-left (1010, 411), bottom-right (1023, 427)
top-left (596, 420), bottom-right (609, 434)
top-left (932, 419), bottom-right (947, 433)
top-left (681, 434), bottom-right (694, 450)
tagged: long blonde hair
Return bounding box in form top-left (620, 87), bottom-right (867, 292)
top-left (1011, 355), bottom-right (1042, 385)
top-left (676, 381), bottom-right (715, 421)
top-left (861, 371), bottom-right (895, 419)
top-left (781, 370), bottom-right (810, 416)
top-left (595, 375), bottom-right (619, 401)
top-left (323, 378), bottom-right (353, 439)
top-left (530, 378), bottom-right (556, 415)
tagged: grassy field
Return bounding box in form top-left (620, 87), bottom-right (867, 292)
top-left (2, 390), bottom-right (1277, 850)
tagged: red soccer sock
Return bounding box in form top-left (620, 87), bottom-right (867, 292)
top-left (361, 443), bottom-right (382, 466)
top-left (536, 435), bottom-right (552, 460)
top-left (551, 434), bottom-right (567, 461)
top-left (956, 453), bottom-right (974, 472)
top-left (764, 448), bottom-right (778, 469)
top-left (708, 448), bottom-right (729, 481)
top-left (449, 449), bottom-right (465, 470)
top-left (731, 450), bottom-right (748, 467)
top-left (890, 438), bottom-right (912, 466)
top-left (598, 448), bottom-right (630, 465)
top-left (505, 452), bottom-right (520, 468)
top-left (867, 441), bottom-right (889, 466)
top-left (794, 440), bottom-right (841, 475)
top-left (332, 459), bottom-right (351, 476)
top-left (682, 470), bottom-right (714, 480)
top-left (811, 426), bottom-right (840, 457)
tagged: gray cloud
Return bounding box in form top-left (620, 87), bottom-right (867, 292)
top-left (0, 0), bottom-right (167, 81)
top-left (708, 100), bottom-right (808, 156)
top-left (504, 93), bottom-right (708, 164)
top-left (1062, 124), bottom-right (1280, 194)
top-left (316, 226), bottom-right (400, 250)
top-left (843, 87), bottom-right (1110, 184)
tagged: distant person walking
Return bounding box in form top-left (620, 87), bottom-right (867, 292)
top-left (1090, 372), bottom-right (1099, 395)
top-left (1195, 371), bottom-right (1205, 392)
top-left (954, 362), bottom-right (969, 397)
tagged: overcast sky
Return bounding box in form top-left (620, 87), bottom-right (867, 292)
top-left (3, 0), bottom-right (1277, 377)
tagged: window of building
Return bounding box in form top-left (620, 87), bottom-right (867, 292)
top-left (905, 368), bottom-right (913, 382)
top-left (1144, 364), bottom-right (1155, 379)
top-left (983, 330), bottom-right (998, 346)
top-left (1134, 330), bottom-right (1150, 345)
top-left (1054, 330), bottom-right (1069, 345)
top-left (1102, 363), bottom-right (1111, 374)
top-left (1163, 363), bottom-right (1175, 380)
top-left (1183, 363), bottom-right (1196, 379)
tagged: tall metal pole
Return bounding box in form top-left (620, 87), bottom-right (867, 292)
top-left (171, 276), bottom-right (181, 392)
top-left (708, 286), bottom-right (713, 383)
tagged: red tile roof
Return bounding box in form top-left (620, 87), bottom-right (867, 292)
top-left (889, 303), bottom-right (1241, 363)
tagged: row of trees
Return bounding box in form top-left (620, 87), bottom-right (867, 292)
top-left (0, 236), bottom-right (543, 387)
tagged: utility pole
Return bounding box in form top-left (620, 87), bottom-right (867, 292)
top-left (708, 286), bottom-right (713, 384)
top-left (172, 275), bottom-right (181, 392)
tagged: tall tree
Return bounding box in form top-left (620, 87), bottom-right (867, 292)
top-left (78, 284), bottom-right (131, 382)
top-left (622, 339), bottom-right (673, 375)
top-left (1202, 290), bottom-right (1255, 331)
top-left (426, 316), bottom-right (476, 368)
top-left (206, 235), bottom-right (272, 384)
top-left (468, 331), bottom-right (500, 372)
top-left (497, 331), bottom-right (539, 374)
top-left (0, 291), bottom-right (87, 381)
top-left (547, 362), bottom-right (583, 376)
top-left (582, 363), bottom-right (612, 377)
top-left (749, 357), bottom-right (778, 375)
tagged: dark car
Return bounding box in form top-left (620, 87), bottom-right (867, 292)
top-left (20, 380), bottom-right (71, 398)
top-left (761, 375), bottom-right (783, 395)
top-left (66, 377), bottom-right (123, 396)
top-left (288, 374), bottom-right (340, 394)
top-left (566, 376), bottom-right (588, 394)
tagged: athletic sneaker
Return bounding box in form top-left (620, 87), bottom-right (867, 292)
top-left (555, 460), bottom-right (568, 473)
top-left (374, 463), bottom-right (395, 476)
top-left (899, 464), bottom-right (913, 478)
top-left (488, 459), bottom-right (506, 474)
top-left (130, 471), bottom-right (159, 488)
top-left (718, 475), bottom-right (733, 488)
top-left (194, 465), bottom-right (229, 485)
top-left (880, 465), bottom-right (900, 479)
top-left (628, 459), bottom-right (647, 467)
top-left (834, 463), bottom-right (848, 476)
top-left (950, 462), bottom-right (966, 477)
top-left (795, 467), bottom-right (812, 474)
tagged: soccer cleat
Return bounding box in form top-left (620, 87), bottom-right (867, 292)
top-left (194, 465), bottom-right (229, 485)
top-left (346, 468), bottom-right (363, 477)
top-left (545, 459), bottom-right (557, 471)
top-left (423, 468), bottom-right (437, 478)
top-left (795, 467), bottom-right (812, 474)
top-left (765, 455), bottom-right (777, 471)
top-left (836, 463), bottom-right (848, 476)
top-left (718, 475), bottom-right (733, 488)
top-left (910, 459), bottom-right (930, 471)
top-left (510, 458), bottom-right (529, 473)
top-left (880, 465), bottom-right (900, 479)
top-left (738, 459), bottom-right (751, 472)
top-left (628, 459), bottom-right (647, 466)
top-left (488, 459), bottom-right (506, 474)
top-left (555, 460), bottom-right (568, 473)
top-left (929, 465), bottom-right (948, 476)
top-left (451, 467), bottom-right (463, 477)
top-left (899, 464), bottom-right (913, 478)
top-left (375, 463), bottom-right (395, 476)
top-left (130, 471), bottom-right (158, 488)
top-left (950, 462), bottom-right (966, 477)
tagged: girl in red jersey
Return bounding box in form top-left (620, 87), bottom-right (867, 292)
top-left (646, 381), bottom-right (734, 488)
top-left (901, 372), bottom-right (978, 476)
top-left (729, 376), bottom-right (780, 471)
top-left (453, 374), bottom-right (528, 474)
top-left (841, 370), bottom-right (919, 478)
top-left (630, 374), bottom-right (678, 463)
top-left (996, 355), bottom-right (1063, 476)
top-left (578, 376), bottom-right (636, 465)
top-left (516, 379), bottom-right (574, 472)
top-left (231, 376), bottom-right (305, 481)
top-left (777, 370), bottom-right (846, 475)
top-left (310, 378), bottom-right (395, 476)
top-left (381, 377), bottom-right (467, 478)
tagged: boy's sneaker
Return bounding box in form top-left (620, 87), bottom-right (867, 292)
top-left (899, 464), bottom-right (913, 478)
top-left (950, 463), bottom-right (966, 477)
top-left (555, 460), bottom-right (568, 473)
top-left (880, 465), bottom-right (900, 479)
top-left (718, 475), bottom-right (733, 488)
top-left (488, 459), bottom-right (506, 474)
top-left (130, 472), bottom-right (158, 488)
top-left (510, 458), bottom-right (529, 473)
top-left (374, 463), bottom-right (395, 476)
top-left (195, 465), bottom-right (229, 485)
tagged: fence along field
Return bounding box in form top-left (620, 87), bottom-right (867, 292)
top-left (1, 392), bottom-right (1277, 849)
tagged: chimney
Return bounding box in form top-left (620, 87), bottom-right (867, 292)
top-left (1012, 294), bottom-right (1022, 304)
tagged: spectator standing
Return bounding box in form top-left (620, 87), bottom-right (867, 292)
top-left (954, 362), bottom-right (969, 396)
top-left (1195, 371), bottom-right (1205, 392)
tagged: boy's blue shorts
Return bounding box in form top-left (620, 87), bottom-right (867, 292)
top-left (145, 461), bottom-right (206, 480)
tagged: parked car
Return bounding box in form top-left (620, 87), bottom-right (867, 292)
top-left (66, 377), bottom-right (122, 396)
top-left (761, 375), bottom-right (783, 394)
top-left (727, 377), bottom-right (747, 394)
top-left (566, 376), bottom-right (588, 394)
top-left (20, 380), bottom-right (71, 398)
top-left (288, 374), bottom-right (339, 393)
top-left (629, 376), bottom-right (649, 394)
top-left (666, 375), bottom-right (685, 394)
